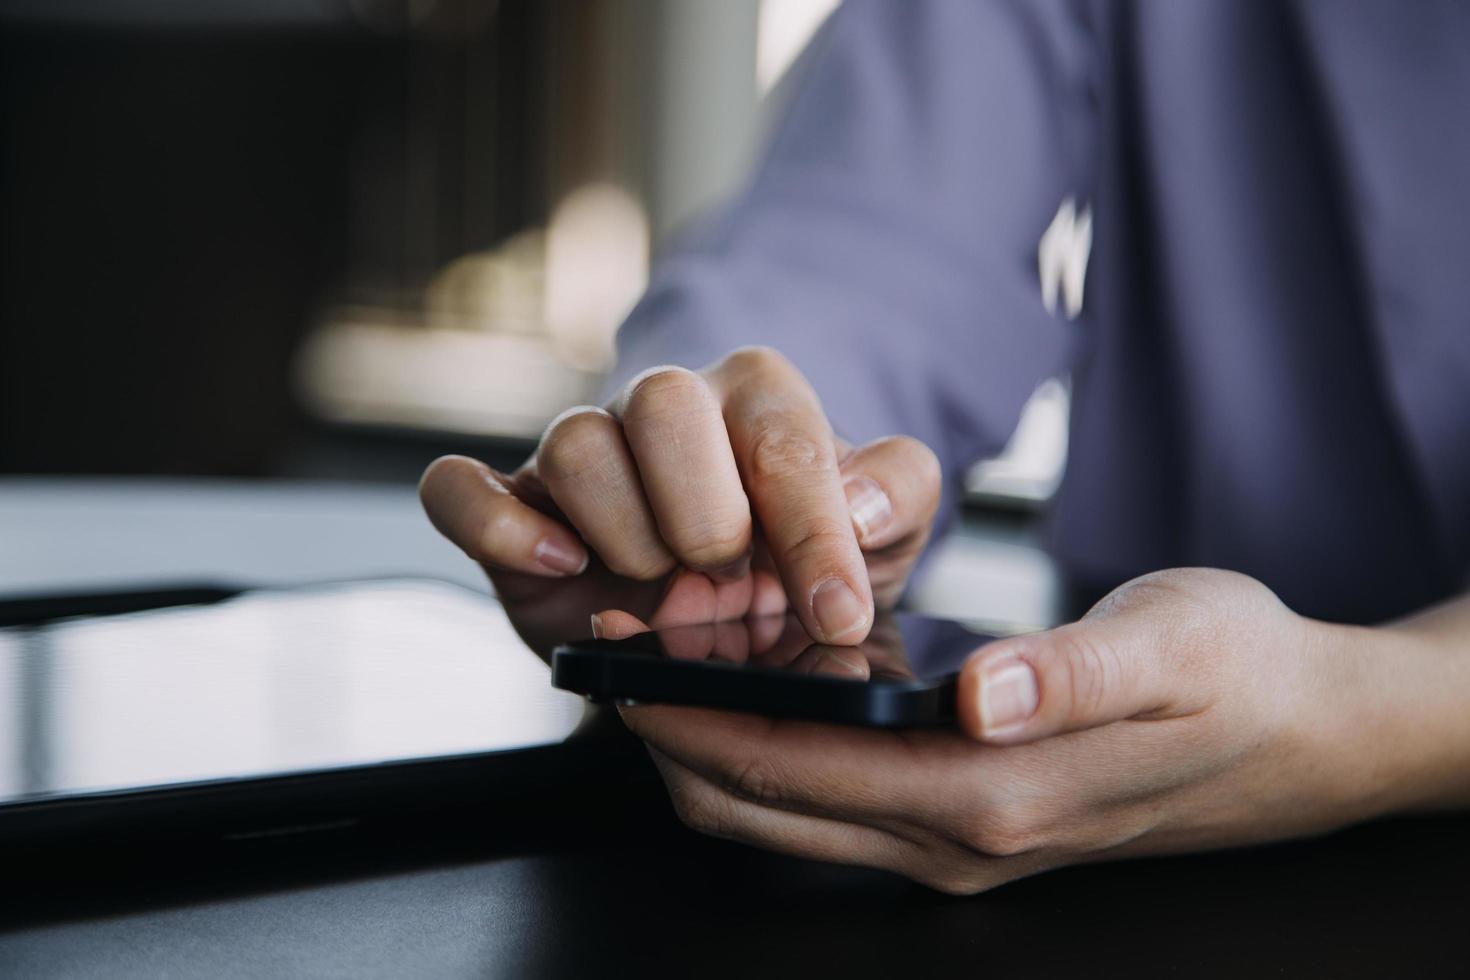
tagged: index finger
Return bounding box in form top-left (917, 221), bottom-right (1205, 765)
top-left (708, 348), bottom-right (873, 645)
top-left (619, 703), bottom-right (966, 830)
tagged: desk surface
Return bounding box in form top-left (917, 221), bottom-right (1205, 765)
top-left (4, 798), bottom-right (1468, 978)
top-left (1, 478), bottom-right (1465, 978)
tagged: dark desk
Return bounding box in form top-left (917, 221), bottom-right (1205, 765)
top-left (1, 479), bottom-right (1465, 977)
top-left (2, 768), bottom-right (1468, 978)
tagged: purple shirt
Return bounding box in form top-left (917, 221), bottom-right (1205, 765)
top-left (609, 0), bottom-right (1470, 624)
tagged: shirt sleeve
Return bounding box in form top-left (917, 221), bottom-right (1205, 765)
top-left (606, 0), bottom-right (1100, 517)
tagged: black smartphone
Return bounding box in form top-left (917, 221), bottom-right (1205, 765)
top-left (0, 578), bottom-right (641, 848)
top-left (552, 612), bottom-right (1002, 728)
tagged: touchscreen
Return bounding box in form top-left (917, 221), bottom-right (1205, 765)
top-left (0, 579), bottom-right (587, 805)
top-left (576, 612), bottom-right (997, 684)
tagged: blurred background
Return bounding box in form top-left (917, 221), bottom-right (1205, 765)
top-left (0, 0), bottom-right (1065, 626)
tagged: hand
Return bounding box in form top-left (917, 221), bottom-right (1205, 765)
top-left (419, 347), bottom-right (941, 649)
top-left (619, 568), bottom-right (1462, 894)
top-left (590, 608), bottom-right (921, 682)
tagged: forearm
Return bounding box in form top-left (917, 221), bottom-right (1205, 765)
top-left (606, 0), bottom-right (1097, 515)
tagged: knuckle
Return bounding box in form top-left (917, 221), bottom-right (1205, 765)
top-left (978, 827), bottom-right (1039, 860)
top-left (919, 868), bottom-right (989, 896)
top-left (747, 426), bottom-right (832, 482)
top-left (538, 407), bottom-right (618, 481)
top-left (724, 755), bottom-right (785, 808)
top-left (878, 434), bottom-right (938, 467)
top-left (962, 811), bottom-right (1044, 858)
top-left (479, 499), bottom-right (520, 543)
top-left (622, 366), bottom-right (714, 424)
top-left (475, 499), bottom-right (523, 559)
top-left (869, 435), bottom-right (943, 515)
top-left (669, 784), bottom-right (736, 840)
top-left (666, 519), bottom-right (752, 569)
top-left (602, 547), bottom-right (677, 582)
top-left (903, 437), bottom-right (944, 504)
top-left (419, 455), bottom-right (490, 536)
top-left (718, 344), bottom-right (793, 380)
top-left (782, 516), bottom-right (856, 567)
top-left (1096, 572), bottom-right (1208, 620)
top-left (417, 453), bottom-right (474, 501)
top-left (1085, 569), bottom-right (1288, 689)
top-left (1089, 568), bottom-right (1256, 628)
top-left (1052, 629), bottom-right (1125, 724)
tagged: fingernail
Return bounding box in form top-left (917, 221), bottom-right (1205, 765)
top-left (843, 475), bottom-right (893, 543)
top-left (810, 577), bottom-right (869, 642)
top-left (590, 613), bottom-right (604, 640)
top-left (534, 536), bottom-right (588, 575)
top-left (979, 658), bottom-right (1039, 736)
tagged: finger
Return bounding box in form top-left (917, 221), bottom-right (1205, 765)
top-left (646, 747), bottom-right (929, 882)
top-left (592, 613), bottom-right (749, 663)
top-left (626, 701), bottom-right (1104, 871)
top-left (614, 367), bottom-right (753, 577)
top-left (419, 455), bottom-right (588, 576)
top-left (589, 608), bottom-right (648, 640)
top-left (747, 608), bottom-right (790, 655)
top-left (787, 645), bottom-right (871, 680)
top-left (586, 613), bottom-right (747, 673)
top-left (591, 562), bottom-right (782, 651)
top-left (748, 616), bottom-right (821, 669)
top-left (837, 436), bottom-right (942, 552)
top-left (658, 622), bottom-right (718, 662)
top-left (648, 568), bottom-right (719, 627)
top-left (709, 621), bottom-right (751, 664)
top-left (856, 618), bottom-right (920, 680)
top-left (956, 591), bottom-right (1193, 744)
top-left (648, 745), bottom-right (1051, 895)
top-left (712, 571), bottom-right (755, 622)
top-left (709, 348), bottom-right (872, 645)
top-left (605, 569), bottom-right (753, 635)
top-left (537, 406), bottom-right (676, 581)
top-left (622, 704), bottom-right (974, 831)
top-left (748, 569), bottom-right (789, 619)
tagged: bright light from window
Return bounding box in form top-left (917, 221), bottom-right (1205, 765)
top-left (757, 0), bottom-right (841, 95)
top-left (544, 183), bottom-right (650, 372)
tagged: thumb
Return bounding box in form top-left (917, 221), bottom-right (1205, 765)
top-left (956, 610), bottom-right (1182, 744)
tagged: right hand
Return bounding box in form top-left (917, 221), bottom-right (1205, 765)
top-left (419, 346), bottom-right (941, 649)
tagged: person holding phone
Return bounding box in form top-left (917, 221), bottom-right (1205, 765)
top-left (419, 0), bottom-right (1470, 893)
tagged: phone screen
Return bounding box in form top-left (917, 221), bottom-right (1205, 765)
top-left (0, 579), bottom-right (586, 809)
top-left (550, 611), bottom-right (1008, 729)
top-left (577, 611), bottom-right (997, 684)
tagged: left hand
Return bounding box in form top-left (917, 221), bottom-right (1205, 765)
top-left (618, 568), bottom-right (1424, 894)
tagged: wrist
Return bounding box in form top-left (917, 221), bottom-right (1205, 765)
top-left (1307, 617), bottom-right (1470, 819)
